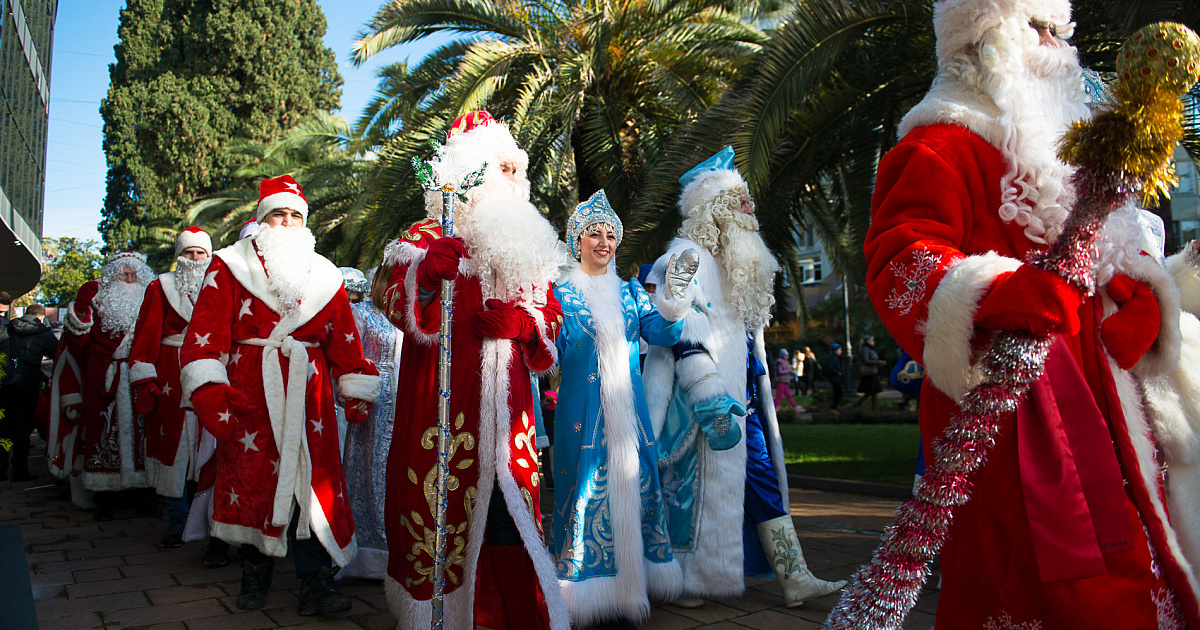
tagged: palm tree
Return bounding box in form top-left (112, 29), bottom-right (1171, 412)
top-left (350, 0), bottom-right (770, 251)
top-left (623, 0), bottom-right (1200, 313)
top-left (185, 112), bottom-right (375, 262)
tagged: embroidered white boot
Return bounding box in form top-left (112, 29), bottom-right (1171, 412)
top-left (757, 515), bottom-right (847, 607)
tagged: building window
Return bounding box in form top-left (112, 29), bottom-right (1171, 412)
top-left (799, 258), bottom-right (823, 284)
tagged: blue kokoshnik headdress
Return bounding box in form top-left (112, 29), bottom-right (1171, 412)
top-left (567, 189), bottom-right (623, 259)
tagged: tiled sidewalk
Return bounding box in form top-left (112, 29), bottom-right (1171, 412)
top-left (7, 441), bottom-right (939, 629)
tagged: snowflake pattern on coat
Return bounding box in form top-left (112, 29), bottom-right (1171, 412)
top-left (885, 248), bottom-right (942, 315)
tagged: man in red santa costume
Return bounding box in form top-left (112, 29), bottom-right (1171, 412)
top-left (382, 111), bottom-right (567, 630)
top-left (865, 0), bottom-right (1200, 626)
top-left (179, 175), bottom-right (381, 615)
top-left (49, 251), bottom-right (157, 517)
top-left (129, 227), bottom-right (212, 549)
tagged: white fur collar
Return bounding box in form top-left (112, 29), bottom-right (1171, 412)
top-left (157, 272), bottom-right (192, 322)
top-left (213, 238), bottom-right (343, 326)
top-left (897, 75), bottom-right (1004, 146)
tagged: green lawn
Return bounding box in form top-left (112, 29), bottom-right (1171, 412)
top-left (779, 423), bottom-right (922, 486)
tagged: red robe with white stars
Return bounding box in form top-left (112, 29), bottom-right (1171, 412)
top-left (129, 275), bottom-right (197, 498)
top-left (383, 219), bottom-right (569, 630)
top-left (179, 238), bottom-right (380, 565)
top-left (50, 280), bottom-right (149, 492)
top-left (865, 122), bottom-right (1200, 628)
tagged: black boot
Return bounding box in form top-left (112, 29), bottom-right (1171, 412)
top-left (236, 556), bottom-right (274, 610)
top-left (204, 538), bottom-right (231, 568)
top-left (159, 518), bottom-right (186, 549)
top-left (297, 566), bottom-right (351, 616)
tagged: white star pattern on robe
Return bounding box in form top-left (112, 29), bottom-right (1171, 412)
top-left (310, 417), bottom-right (324, 436)
top-left (219, 352), bottom-right (229, 364)
top-left (229, 491), bottom-right (239, 506)
top-left (229, 351), bottom-right (242, 365)
top-left (218, 411), bottom-right (231, 423)
top-left (307, 359), bottom-right (319, 381)
top-left (271, 459), bottom-right (280, 475)
top-left (325, 322), bottom-right (333, 334)
top-left (203, 271), bottom-right (220, 290)
top-left (238, 299), bottom-right (253, 319)
top-left (161, 383), bottom-right (171, 396)
top-left (344, 333), bottom-right (355, 343)
top-left (239, 430), bottom-right (260, 452)
top-left (193, 332), bottom-right (211, 348)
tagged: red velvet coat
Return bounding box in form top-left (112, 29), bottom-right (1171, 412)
top-left (383, 219), bottom-right (568, 630)
top-left (51, 280), bottom-right (149, 492)
top-left (179, 239), bottom-right (380, 565)
top-left (865, 123), bottom-right (1200, 628)
top-left (129, 275), bottom-right (195, 498)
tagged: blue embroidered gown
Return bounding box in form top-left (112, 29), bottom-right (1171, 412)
top-left (339, 301), bottom-right (401, 579)
top-left (551, 269), bottom-right (684, 625)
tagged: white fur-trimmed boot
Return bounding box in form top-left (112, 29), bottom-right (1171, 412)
top-left (757, 515), bottom-right (847, 607)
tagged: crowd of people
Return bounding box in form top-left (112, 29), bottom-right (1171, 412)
top-left (3, 1), bottom-right (1200, 628)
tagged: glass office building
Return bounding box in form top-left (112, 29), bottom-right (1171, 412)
top-left (0, 0), bottom-right (55, 297)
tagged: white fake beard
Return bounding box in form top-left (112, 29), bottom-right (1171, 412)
top-left (976, 18), bottom-right (1091, 244)
top-left (254, 224), bottom-right (316, 311)
top-left (174, 256), bottom-right (211, 303)
top-left (455, 179), bottom-right (562, 304)
top-left (717, 210), bottom-right (779, 332)
top-left (96, 280), bottom-right (149, 337)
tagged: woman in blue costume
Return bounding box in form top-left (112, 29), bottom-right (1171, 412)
top-left (551, 190), bottom-right (698, 629)
top-left (339, 256), bottom-right (403, 580)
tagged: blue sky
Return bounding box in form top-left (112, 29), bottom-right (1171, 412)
top-left (43, 0), bottom-right (446, 243)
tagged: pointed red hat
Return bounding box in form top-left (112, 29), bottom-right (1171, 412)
top-left (255, 175), bottom-right (309, 222)
top-left (174, 226), bottom-right (212, 257)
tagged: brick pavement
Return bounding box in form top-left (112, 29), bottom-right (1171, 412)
top-left (6, 439), bottom-right (939, 629)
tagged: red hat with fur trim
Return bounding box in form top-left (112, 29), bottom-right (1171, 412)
top-left (175, 226), bottom-right (212, 258)
top-left (239, 218), bottom-right (258, 240)
top-left (448, 111), bottom-right (497, 138)
top-left (255, 175), bottom-right (309, 223)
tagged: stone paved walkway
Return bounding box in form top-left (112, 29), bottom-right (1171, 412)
top-left (7, 440), bottom-right (939, 629)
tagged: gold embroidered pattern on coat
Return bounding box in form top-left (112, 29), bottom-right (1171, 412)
top-left (399, 412), bottom-right (476, 588)
top-left (403, 220), bottom-right (441, 242)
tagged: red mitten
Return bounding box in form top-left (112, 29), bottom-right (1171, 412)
top-left (975, 265), bottom-right (1084, 336)
top-left (473, 299), bottom-right (538, 341)
top-left (416, 237), bottom-right (467, 291)
top-left (344, 399), bottom-right (372, 424)
top-left (1101, 274), bottom-right (1161, 370)
top-left (190, 383), bottom-right (248, 441)
top-left (133, 381), bottom-right (162, 415)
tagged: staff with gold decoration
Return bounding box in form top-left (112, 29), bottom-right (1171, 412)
top-left (824, 21), bottom-right (1200, 630)
top-left (411, 141), bottom-right (486, 629)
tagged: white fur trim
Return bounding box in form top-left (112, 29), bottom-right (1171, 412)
top-left (158, 271), bottom-right (194, 321)
top-left (129, 361), bottom-right (157, 384)
top-left (1168, 247), bottom-right (1200, 318)
top-left (175, 229), bottom-right (213, 258)
top-left (180, 358), bottom-right (229, 408)
top-left (897, 77), bottom-right (1006, 145)
top-left (307, 487), bottom-right (357, 568)
top-left (675, 354), bottom-right (727, 405)
top-left (64, 301), bottom-right (92, 336)
top-left (337, 547), bottom-right (388, 580)
top-left (752, 329), bottom-right (790, 498)
top-left (210, 520), bottom-right (289, 558)
top-left (48, 351), bottom-right (83, 480)
top-left (82, 362), bottom-right (149, 491)
top-left (401, 248), bottom-right (438, 345)
top-left (213, 238), bottom-right (342, 325)
top-left (680, 170), bottom-right (745, 221)
top-left (1107, 356), bottom-right (1200, 599)
top-left (338, 372), bottom-right (382, 403)
top-left (1144, 313), bottom-right (1200, 467)
top-left (922, 252), bottom-right (1022, 401)
top-left (655, 291), bottom-right (689, 322)
top-left (933, 0), bottom-right (1071, 62)
top-left (255, 191), bottom-right (309, 222)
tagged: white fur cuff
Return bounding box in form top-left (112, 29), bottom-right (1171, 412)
top-left (339, 373), bottom-right (382, 403)
top-left (180, 358), bottom-right (230, 407)
top-left (129, 361), bottom-right (158, 384)
top-left (655, 293), bottom-right (689, 322)
top-left (65, 302), bottom-right (93, 336)
top-left (676, 353), bottom-right (728, 404)
top-left (923, 252), bottom-right (1021, 402)
top-left (60, 393), bottom-right (83, 408)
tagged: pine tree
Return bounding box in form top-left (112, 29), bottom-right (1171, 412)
top-left (100, 0), bottom-right (342, 267)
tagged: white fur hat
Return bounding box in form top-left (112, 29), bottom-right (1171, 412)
top-left (175, 226), bottom-right (212, 258)
top-left (442, 111), bottom-right (529, 176)
top-left (933, 0), bottom-right (1072, 62)
top-left (680, 169), bottom-right (748, 220)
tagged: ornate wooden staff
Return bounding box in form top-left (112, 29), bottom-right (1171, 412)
top-left (824, 22), bottom-right (1200, 630)
top-left (413, 142), bottom-right (486, 629)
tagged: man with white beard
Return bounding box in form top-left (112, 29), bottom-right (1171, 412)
top-left (643, 147), bottom-right (846, 608)
top-left (382, 111), bottom-right (567, 630)
top-left (50, 251), bottom-right (157, 516)
top-left (128, 227), bottom-right (213, 549)
top-left (179, 175), bottom-right (381, 616)
top-left (863, 0), bottom-right (1200, 625)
